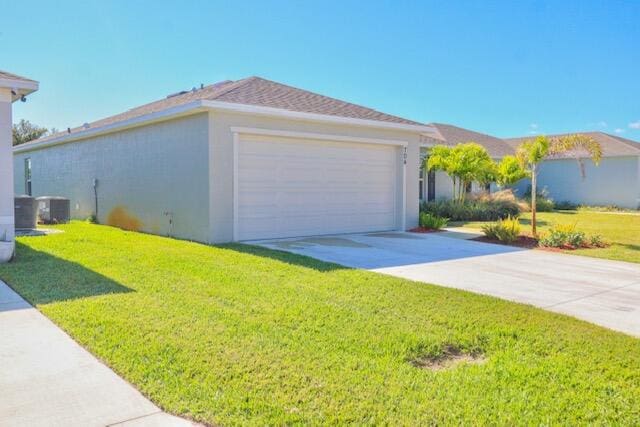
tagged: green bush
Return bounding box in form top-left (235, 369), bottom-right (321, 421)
top-left (539, 223), bottom-right (587, 248)
top-left (523, 186), bottom-right (555, 212)
top-left (418, 212), bottom-right (448, 230)
top-left (577, 204), bottom-right (633, 213)
top-left (589, 234), bottom-right (606, 247)
top-left (421, 199), bottom-right (521, 221)
top-left (555, 201), bottom-right (578, 210)
top-left (481, 216), bottom-right (521, 243)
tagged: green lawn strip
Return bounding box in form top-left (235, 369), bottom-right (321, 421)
top-left (1, 222), bottom-right (639, 424)
top-left (450, 210), bottom-right (640, 263)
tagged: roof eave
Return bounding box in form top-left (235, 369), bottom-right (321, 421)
top-left (13, 100), bottom-right (207, 153)
top-left (14, 99), bottom-right (435, 154)
top-left (201, 100), bottom-right (436, 134)
top-left (0, 77), bottom-right (39, 102)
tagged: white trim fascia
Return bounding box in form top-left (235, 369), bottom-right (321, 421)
top-left (13, 97), bottom-right (434, 155)
top-left (0, 78), bottom-right (39, 92)
top-left (13, 101), bottom-right (207, 153)
top-left (230, 126), bottom-right (409, 147)
top-left (204, 100), bottom-right (435, 134)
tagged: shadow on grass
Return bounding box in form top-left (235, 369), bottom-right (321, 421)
top-left (518, 218), bottom-right (551, 226)
top-left (219, 243), bottom-right (348, 272)
top-left (0, 242), bottom-right (133, 307)
top-left (618, 243), bottom-right (640, 252)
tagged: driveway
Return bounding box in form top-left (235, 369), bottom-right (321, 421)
top-left (254, 232), bottom-right (640, 337)
top-left (0, 281), bottom-right (198, 427)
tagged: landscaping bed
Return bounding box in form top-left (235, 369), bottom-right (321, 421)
top-left (1, 222), bottom-right (639, 424)
top-left (450, 210), bottom-right (639, 263)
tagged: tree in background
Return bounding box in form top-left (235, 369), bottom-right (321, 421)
top-left (12, 119), bottom-right (53, 146)
top-left (516, 134), bottom-right (602, 235)
top-left (495, 155), bottom-right (527, 187)
top-left (426, 143), bottom-right (497, 202)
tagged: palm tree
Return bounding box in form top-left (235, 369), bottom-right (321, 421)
top-left (516, 134), bottom-right (602, 236)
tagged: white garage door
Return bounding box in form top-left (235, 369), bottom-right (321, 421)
top-left (236, 134), bottom-right (400, 241)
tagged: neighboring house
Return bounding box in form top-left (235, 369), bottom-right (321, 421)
top-left (13, 77), bottom-right (436, 242)
top-left (420, 124), bottom-right (640, 209)
top-left (419, 123), bottom-right (514, 200)
top-left (506, 132), bottom-right (640, 209)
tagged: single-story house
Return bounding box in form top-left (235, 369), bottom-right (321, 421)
top-left (418, 123), bottom-right (640, 209)
top-left (13, 77), bottom-right (437, 242)
top-left (506, 132), bottom-right (640, 209)
top-left (419, 123), bottom-right (514, 200)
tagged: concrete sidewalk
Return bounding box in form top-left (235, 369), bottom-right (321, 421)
top-left (0, 280), bottom-right (198, 427)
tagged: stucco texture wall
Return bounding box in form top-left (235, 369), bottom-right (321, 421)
top-left (511, 156), bottom-right (640, 208)
top-left (13, 113), bottom-right (210, 241)
top-left (208, 111), bottom-right (423, 243)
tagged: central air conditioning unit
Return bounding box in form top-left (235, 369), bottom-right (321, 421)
top-left (37, 197), bottom-right (71, 224)
top-left (14, 195), bottom-right (38, 229)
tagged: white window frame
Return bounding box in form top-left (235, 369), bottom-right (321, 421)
top-left (24, 158), bottom-right (32, 196)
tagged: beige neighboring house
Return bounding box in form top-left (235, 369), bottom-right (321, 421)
top-left (506, 132), bottom-right (640, 209)
top-left (13, 77), bottom-right (437, 242)
top-left (1, 71), bottom-right (39, 262)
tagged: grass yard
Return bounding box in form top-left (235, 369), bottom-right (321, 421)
top-left (2, 222), bottom-right (640, 424)
top-left (451, 210), bottom-right (640, 263)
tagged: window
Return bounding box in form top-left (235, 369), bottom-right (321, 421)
top-left (24, 158), bottom-right (32, 196)
top-left (419, 149), bottom-right (428, 201)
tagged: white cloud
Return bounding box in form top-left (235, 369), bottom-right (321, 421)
top-left (614, 128), bottom-right (625, 134)
top-left (529, 123), bottom-right (538, 129)
top-left (597, 121), bottom-right (607, 128)
top-left (629, 120), bottom-right (640, 129)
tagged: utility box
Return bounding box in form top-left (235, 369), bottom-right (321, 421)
top-left (37, 196), bottom-right (70, 224)
top-left (14, 195), bottom-right (38, 229)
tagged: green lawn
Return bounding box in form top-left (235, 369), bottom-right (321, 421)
top-left (2, 222), bottom-right (640, 425)
top-left (450, 210), bottom-right (640, 263)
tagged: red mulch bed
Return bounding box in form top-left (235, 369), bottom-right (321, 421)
top-left (408, 227), bottom-right (443, 233)
top-left (473, 235), bottom-right (608, 252)
top-left (473, 235), bottom-right (539, 249)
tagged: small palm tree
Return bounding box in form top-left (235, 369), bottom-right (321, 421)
top-left (516, 134), bottom-right (602, 236)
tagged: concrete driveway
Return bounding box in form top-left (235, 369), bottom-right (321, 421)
top-left (254, 232), bottom-right (640, 337)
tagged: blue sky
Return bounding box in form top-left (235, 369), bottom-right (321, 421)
top-left (2, 0), bottom-right (639, 140)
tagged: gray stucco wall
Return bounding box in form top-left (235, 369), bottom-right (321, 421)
top-left (13, 113), bottom-right (210, 241)
top-left (208, 111), bottom-right (423, 243)
top-left (511, 156), bottom-right (640, 208)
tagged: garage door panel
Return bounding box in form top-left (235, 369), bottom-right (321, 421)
top-left (236, 135), bottom-right (399, 241)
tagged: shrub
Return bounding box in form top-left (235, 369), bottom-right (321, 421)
top-left (481, 216), bottom-right (521, 243)
top-left (577, 204), bottom-right (632, 213)
top-left (589, 234), bottom-right (606, 248)
top-left (555, 200), bottom-right (578, 210)
top-left (419, 212), bottom-right (449, 230)
top-left (523, 186), bottom-right (555, 212)
top-left (421, 194), bottom-right (521, 222)
top-left (539, 223), bottom-right (586, 248)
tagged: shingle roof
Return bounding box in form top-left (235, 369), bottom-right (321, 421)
top-left (505, 132), bottom-right (640, 159)
top-left (425, 123), bottom-right (515, 157)
top-left (213, 77), bottom-right (421, 125)
top-left (33, 76), bottom-right (423, 144)
top-left (0, 70), bottom-right (37, 84)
